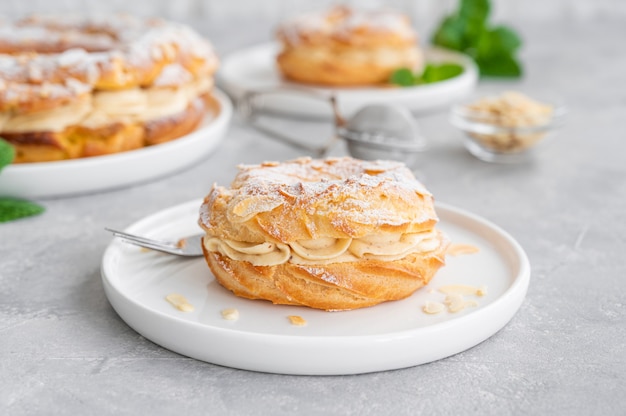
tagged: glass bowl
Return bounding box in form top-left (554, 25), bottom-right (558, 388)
top-left (450, 92), bottom-right (567, 163)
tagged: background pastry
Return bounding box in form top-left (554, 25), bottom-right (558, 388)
top-left (0, 14), bottom-right (218, 163)
top-left (276, 6), bottom-right (423, 86)
top-left (199, 157), bottom-right (449, 311)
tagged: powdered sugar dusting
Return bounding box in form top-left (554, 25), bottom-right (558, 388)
top-left (343, 9), bottom-right (414, 37)
top-left (204, 157), bottom-right (438, 239)
top-left (305, 267), bottom-right (340, 285)
top-left (234, 157), bottom-right (430, 196)
top-left (0, 14), bottom-right (217, 113)
top-left (278, 6), bottom-right (416, 44)
top-left (152, 63), bottom-right (193, 87)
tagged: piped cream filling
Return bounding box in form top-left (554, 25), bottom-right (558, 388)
top-left (204, 239), bottom-right (291, 266)
top-left (2, 96), bottom-right (93, 133)
top-left (290, 237), bottom-right (352, 260)
top-left (204, 230), bottom-right (440, 266)
top-left (0, 76), bottom-right (212, 133)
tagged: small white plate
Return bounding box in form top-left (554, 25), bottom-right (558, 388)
top-left (0, 89), bottom-right (233, 199)
top-left (101, 199), bottom-right (530, 375)
top-left (217, 43), bottom-right (478, 119)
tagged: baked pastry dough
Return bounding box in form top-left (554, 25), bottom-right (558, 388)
top-left (276, 6), bottom-right (423, 86)
top-left (0, 14), bottom-right (218, 163)
top-left (199, 157), bottom-right (449, 311)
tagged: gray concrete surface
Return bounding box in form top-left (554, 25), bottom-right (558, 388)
top-left (1, 16), bottom-right (625, 416)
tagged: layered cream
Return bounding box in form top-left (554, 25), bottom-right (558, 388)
top-left (203, 229), bottom-right (442, 267)
top-left (0, 74), bottom-right (211, 133)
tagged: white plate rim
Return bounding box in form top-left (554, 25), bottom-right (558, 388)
top-left (101, 199), bottom-right (530, 375)
top-left (217, 42), bottom-right (478, 118)
top-left (0, 89), bottom-right (233, 199)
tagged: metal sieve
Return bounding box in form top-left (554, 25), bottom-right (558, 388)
top-left (236, 87), bottom-right (428, 162)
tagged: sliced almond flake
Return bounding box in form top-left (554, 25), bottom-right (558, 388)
top-left (288, 315), bottom-right (307, 326)
top-left (476, 286), bottom-right (488, 297)
top-left (422, 301), bottom-right (445, 315)
top-left (447, 243), bottom-right (480, 256)
top-left (165, 293), bottom-right (194, 312)
top-left (444, 293), bottom-right (478, 313)
top-left (221, 308), bottom-right (239, 321)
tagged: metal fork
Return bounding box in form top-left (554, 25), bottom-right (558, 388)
top-left (105, 228), bottom-right (204, 257)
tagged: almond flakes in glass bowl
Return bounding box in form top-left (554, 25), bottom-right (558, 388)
top-left (450, 91), bottom-right (566, 163)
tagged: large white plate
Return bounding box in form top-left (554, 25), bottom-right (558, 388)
top-left (101, 199), bottom-right (530, 375)
top-left (217, 43), bottom-right (478, 119)
top-left (0, 89), bottom-right (232, 199)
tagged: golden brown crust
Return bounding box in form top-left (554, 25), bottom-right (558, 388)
top-left (204, 232), bottom-right (448, 311)
top-left (0, 131), bottom-right (81, 162)
top-left (275, 6), bottom-right (422, 86)
top-left (199, 157), bottom-right (449, 311)
top-left (143, 96), bottom-right (205, 146)
top-left (5, 95), bottom-right (208, 163)
top-left (80, 123), bottom-right (145, 158)
top-left (276, 48), bottom-right (420, 86)
top-left (200, 157), bottom-right (438, 244)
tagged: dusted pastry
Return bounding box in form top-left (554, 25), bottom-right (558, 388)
top-left (276, 6), bottom-right (423, 86)
top-left (199, 157), bottom-right (449, 311)
top-left (0, 14), bottom-right (218, 163)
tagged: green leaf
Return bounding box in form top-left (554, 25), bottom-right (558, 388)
top-left (421, 63), bottom-right (465, 83)
top-left (476, 54), bottom-right (523, 77)
top-left (491, 26), bottom-right (522, 52)
top-left (476, 26), bottom-right (521, 59)
top-left (459, 0), bottom-right (490, 23)
top-left (0, 138), bottom-right (15, 173)
top-left (430, 0), bottom-right (523, 79)
top-left (389, 68), bottom-right (416, 86)
top-left (458, 0), bottom-right (490, 45)
top-left (391, 63), bottom-right (465, 87)
top-left (432, 16), bottom-right (466, 51)
top-left (0, 198), bottom-right (45, 223)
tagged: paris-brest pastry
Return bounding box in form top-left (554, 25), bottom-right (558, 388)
top-left (276, 6), bottom-right (423, 86)
top-left (199, 157), bottom-right (449, 311)
top-left (0, 14), bottom-right (218, 163)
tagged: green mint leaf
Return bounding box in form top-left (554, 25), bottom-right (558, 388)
top-left (432, 16), bottom-right (466, 51)
top-left (459, 0), bottom-right (490, 24)
top-left (476, 26), bottom-right (521, 59)
top-left (0, 138), bottom-right (15, 173)
top-left (0, 198), bottom-right (45, 223)
top-left (389, 68), bottom-right (417, 86)
top-left (490, 26), bottom-right (522, 52)
top-left (421, 63), bottom-right (465, 83)
top-left (392, 63), bottom-right (465, 87)
top-left (430, 0), bottom-right (523, 79)
top-left (458, 0), bottom-right (490, 45)
top-left (476, 54), bottom-right (523, 77)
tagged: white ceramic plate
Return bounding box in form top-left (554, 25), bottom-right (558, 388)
top-left (217, 43), bottom-right (478, 119)
top-left (0, 89), bottom-right (232, 199)
top-left (101, 199), bottom-right (530, 375)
